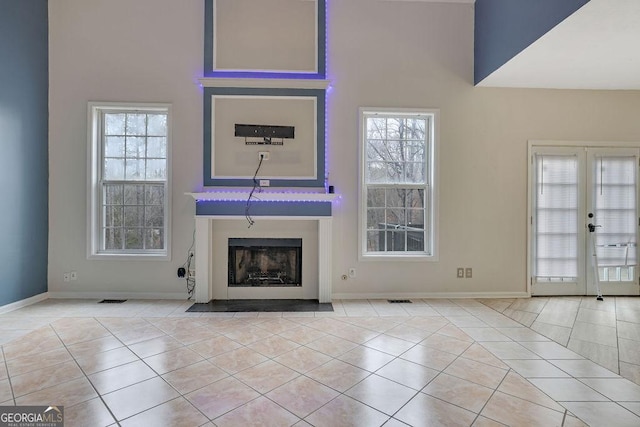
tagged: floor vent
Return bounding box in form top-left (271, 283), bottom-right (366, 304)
top-left (98, 299), bottom-right (127, 304)
top-left (388, 299), bottom-right (412, 304)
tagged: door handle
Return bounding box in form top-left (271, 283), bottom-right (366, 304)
top-left (588, 223), bottom-right (602, 232)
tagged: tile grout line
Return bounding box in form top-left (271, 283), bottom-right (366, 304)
top-left (463, 300), bottom-right (611, 425)
top-left (308, 306), bottom-right (512, 422)
top-left (3, 299), bottom-right (639, 425)
top-left (68, 317), bottom-right (208, 425)
top-left (560, 408), bottom-right (568, 426)
top-left (1, 346), bottom-right (16, 406)
top-left (208, 312), bottom-right (433, 424)
top-left (212, 322), bottom-right (368, 425)
top-left (469, 367), bottom-right (513, 427)
top-left (216, 317), bottom-right (356, 424)
top-left (615, 297), bottom-right (622, 376)
top-left (91, 317), bottom-right (215, 425)
top-left (49, 318), bottom-right (123, 427)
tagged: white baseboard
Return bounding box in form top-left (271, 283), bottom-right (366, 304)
top-left (0, 292), bottom-right (49, 314)
top-left (2, 291), bottom-right (530, 310)
top-left (48, 291), bottom-right (187, 300)
top-left (331, 291), bottom-right (530, 300)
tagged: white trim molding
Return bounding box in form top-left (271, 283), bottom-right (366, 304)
top-left (187, 191), bottom-right (340, 203)
top-left (0, 292), bottom-right (49, 314)
top-left (48, 292), bottom-right (187, 300)
top-left (332, 292), bottom-right (530, 300)
top-left (358, 107), bottom-right (439, 261)
top-left (199, 78), bottom-right (331, 90)
top-left (87, 102), bottom-right (172, 261)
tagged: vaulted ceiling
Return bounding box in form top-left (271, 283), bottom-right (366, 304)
top-left (475, 0), bottom-right (640, 90)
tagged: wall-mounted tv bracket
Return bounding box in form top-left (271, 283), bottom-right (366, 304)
top-left (235, 124), bottom-right (295, 145)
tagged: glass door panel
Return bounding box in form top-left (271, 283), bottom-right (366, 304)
top-left (531, 146), bottom-right (640, 296)
top-left (531, 149), bottom-right (585, 295)
top-left (587, 149), bottom-right (639, 295)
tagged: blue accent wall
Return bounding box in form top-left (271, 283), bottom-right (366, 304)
top-left (475, 0), bottom-right (590, 84)
top-left (0, 0), bottom-right (49, 306)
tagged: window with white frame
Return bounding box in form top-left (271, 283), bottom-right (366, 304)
top-left (360, 109), bottom-right (437, 258)
top-left (88, 103), bottom-right (170, 258)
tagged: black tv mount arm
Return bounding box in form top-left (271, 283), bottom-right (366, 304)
top-left (235, 124), bottom-right (295, 145)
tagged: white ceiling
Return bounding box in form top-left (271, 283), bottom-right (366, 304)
top-left (477, 0), bottom-right (640, 90)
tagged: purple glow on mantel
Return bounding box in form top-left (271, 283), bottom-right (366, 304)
top-left (195, 198), bottom-right (332, 203)
top-left (192, 190), bottom-right (340, 204)
top-left (195, 190), bottom-right (330, 195)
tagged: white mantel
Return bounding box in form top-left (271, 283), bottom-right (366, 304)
top-left (187, 191), bottom-right (339, 203)
top-left (189, 191), bottom-right (337, 304)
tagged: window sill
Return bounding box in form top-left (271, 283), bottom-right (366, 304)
top-left (88, 252), bottom-right (170, 261)
top-left (360, 253), bottom-right (438, 262)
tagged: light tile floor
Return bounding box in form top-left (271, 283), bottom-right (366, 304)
top-left (483, 296), bottom-right (640, 385)
top-left (0, 297), bottom-right (638, 426)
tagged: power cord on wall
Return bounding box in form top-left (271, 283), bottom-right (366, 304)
top-left (181, 230), bottom-right (196, 299)
top-left (185, 252), bottom-right (195, 299)
top-left (246, 154), bottom-right (265, 228)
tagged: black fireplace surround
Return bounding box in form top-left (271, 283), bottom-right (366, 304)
top-left (228, 238), bottom-right (302, 287)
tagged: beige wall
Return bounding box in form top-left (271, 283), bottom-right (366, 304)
top-left (48, 0), bottom-right (640, 299)
top-left (48, 0), bottom-right (203, 298)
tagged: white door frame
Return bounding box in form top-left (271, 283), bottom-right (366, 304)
top-left (527, 140), bottom-right (640, 297)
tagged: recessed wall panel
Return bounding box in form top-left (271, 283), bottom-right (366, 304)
top-left (212, 95), bottom-right (317, 179)
top-left (213, 0), bottom-right (317, 73)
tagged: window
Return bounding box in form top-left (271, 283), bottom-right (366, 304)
top-left (360, 109), bottom-right (437, 258)
top-left (88, 103), bottom-right (171, 258)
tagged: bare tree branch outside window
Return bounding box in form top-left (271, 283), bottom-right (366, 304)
top-left (102, 111), bottom-right (168, 252)
top-left (364, 113), bottom-right (431, 253)
top-left (364, 112), bottom-right (432, 254)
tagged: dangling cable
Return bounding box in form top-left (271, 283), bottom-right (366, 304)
top-left (246, 154), bottom-right (265, 228)
top-left (180, 229), bottom-right (196, 299)
top-left (186, 252), bottom-right (195, 299)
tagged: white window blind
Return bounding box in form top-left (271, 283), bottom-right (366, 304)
top-left (593, 156), bottom-right (637, 280)
top-left (534, 154), bottom-right (579, 280)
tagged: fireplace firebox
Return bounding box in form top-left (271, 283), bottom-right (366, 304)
top-left (228, 238), bottom-right (302, 287)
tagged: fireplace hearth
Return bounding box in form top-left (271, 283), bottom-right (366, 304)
top-left (228, 238), bottom-right (302, 287)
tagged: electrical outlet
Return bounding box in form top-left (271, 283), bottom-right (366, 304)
top-left (456, 268), bottom-right (464, 278)
top-left (259, 151), bottom-right (270, 161)
top-left (465, 267), bottom-right (473, 278)
top-left (348, 268), bottom-right (356, 278)
top-left (259, 179), bottom-right (270, 187)
top-left (63, 273), bottom-right (70, 282)
top-left (70, 271), bottom-right (78, 281)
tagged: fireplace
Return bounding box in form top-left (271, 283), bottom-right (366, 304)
top-left (189, 191), bottom-right (338, 303)
top-left (228, 238), bottom-right (302, 287)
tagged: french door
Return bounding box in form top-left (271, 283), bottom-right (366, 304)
top-left (530, 145), bottom-right (640, 296)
